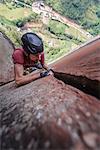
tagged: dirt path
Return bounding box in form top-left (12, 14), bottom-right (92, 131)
top-left (32, 2), bottom-right (92, 39)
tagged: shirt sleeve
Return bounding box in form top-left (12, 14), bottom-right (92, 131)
top-left (40, 52), bottom-right (45, 65)
top-left (12, 49), bottom-right (24, 64)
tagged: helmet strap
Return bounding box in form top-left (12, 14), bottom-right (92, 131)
top-left (23, 50), bottom-right (29, 57)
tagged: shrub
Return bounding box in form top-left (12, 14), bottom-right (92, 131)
top-left (48, 20), bottom-right (66, 35)
top-left (96, 11), bottom-right (100, 18)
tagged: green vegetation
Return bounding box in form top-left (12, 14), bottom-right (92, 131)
top-left (45, 39), bottom-right (76, 63)
top-left (44, 0), bottom-right (100, 36)
top-left (0, 1), bottom-right (98, 63)
top-left (0, 3), bottom-right (39, 46)
top-left (0, 4), bottom-right (32, 20)
top-left (48, 20), bottom-right (87, 43)
top-left (0, 0), bottom-right (34, 5)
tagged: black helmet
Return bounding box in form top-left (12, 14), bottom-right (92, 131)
top-left (21, 32), bottom-right (44, 54)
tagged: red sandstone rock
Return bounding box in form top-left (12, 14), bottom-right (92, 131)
top-left (51, 36), bottom-right (100, 99)
top-left (51, 36), bottom-right (100, 81)
top-left (0, 76), bottom-right (100, 149)
top-left (0, 33), bottom-right (100, 150)
top-left (0, 32), bottom-right (14, 85)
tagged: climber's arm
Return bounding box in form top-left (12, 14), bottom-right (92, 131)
top-left (14, 64), bottom-right (40, 86)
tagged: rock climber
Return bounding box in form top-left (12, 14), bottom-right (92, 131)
top-left (12, 32), bottom-right (53, 86)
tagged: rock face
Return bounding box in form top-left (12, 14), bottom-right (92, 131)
top-left (52, 36), bottom-right (100, 99)
top-left (0, 34), bottom-right (100, 150)
top-left (52, 36), bottom-right (100, 81)
top-left (0, 32), bottom-right (14, 85)
top-left (0, 77), bottom-right (100, 150)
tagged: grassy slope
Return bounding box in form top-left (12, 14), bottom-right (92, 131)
top-left (0, 3), bottom-right (91, 63)
top-left (85, 4), bottom-right (100, 23)
top-left (0, 4), bottom-right (32, 20)
top-left (85, 4), bottom-right (100, 35)
top-left (45, 0), bottom-right (100, 36)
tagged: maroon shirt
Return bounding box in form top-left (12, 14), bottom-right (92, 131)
top-left (12, 48), bottom-right (45, 68)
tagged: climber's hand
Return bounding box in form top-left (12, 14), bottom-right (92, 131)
top-left (40, 70), bottom-right (49, 78)
top-left (47, 69), bottom-right (54, 76)
top-left (40, 69), bottom-right (54, 78)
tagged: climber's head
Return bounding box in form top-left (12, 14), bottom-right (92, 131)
top-left (21, 32), bottom-right (44, 55)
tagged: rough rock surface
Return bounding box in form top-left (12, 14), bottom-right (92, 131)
top-left (0, 76), bottom-right (100, 150)
top-left (52, 36), bottom-right (100, 81)
top-left (0, 34), bottom-right (100, 150)
top-left (0, 32), bottom-right (14, 85)
top-left (52, 36), bottom-right (100, 99)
